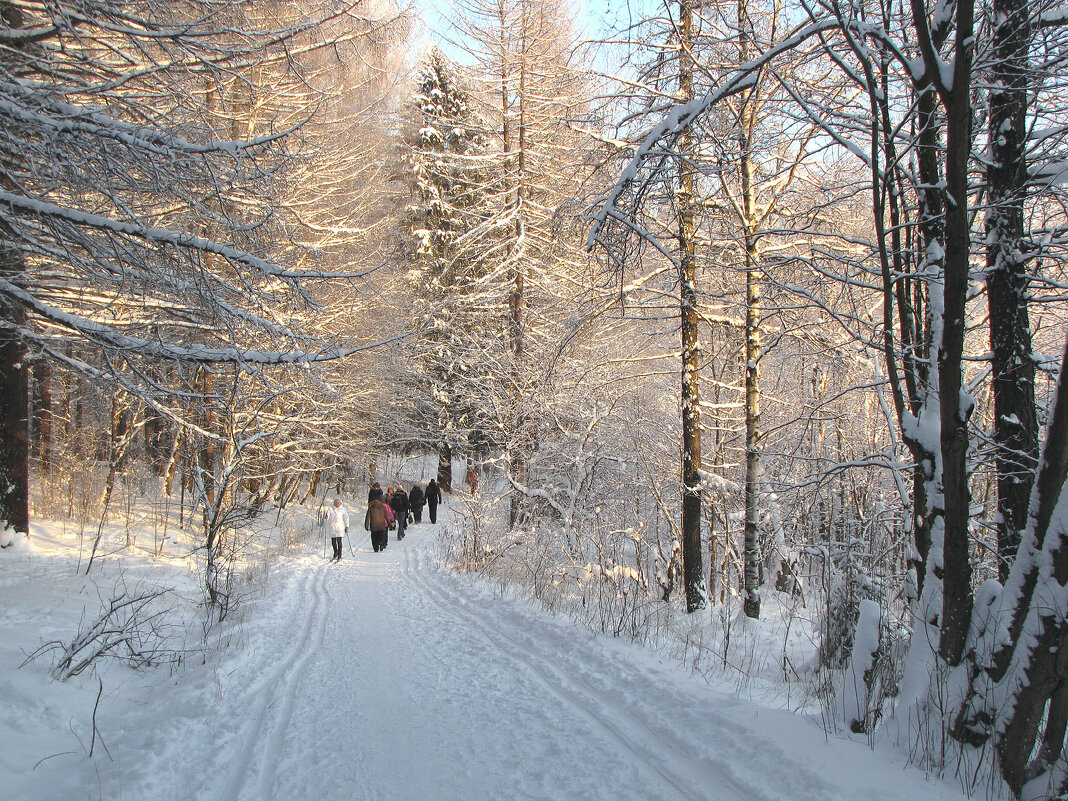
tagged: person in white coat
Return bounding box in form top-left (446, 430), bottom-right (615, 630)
top-left (326, 498), bottom-right (350, 562)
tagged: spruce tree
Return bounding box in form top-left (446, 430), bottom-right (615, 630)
top-left (397, 49), bottom-right (507, 490)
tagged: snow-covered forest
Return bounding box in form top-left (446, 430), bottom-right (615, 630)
top-left (1, 0), bottom-right (1066, 799)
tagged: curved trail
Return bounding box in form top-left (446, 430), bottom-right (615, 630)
top-left (110, 514), bottom-right (965, 801)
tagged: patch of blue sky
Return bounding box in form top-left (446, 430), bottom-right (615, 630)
top-left (412, 0), bottom-right (660, 67)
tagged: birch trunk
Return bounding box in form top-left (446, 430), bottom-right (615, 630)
top-left (738, 0), bottom-right (761, 619)
top-left (678, 0), bottom-right (706, 613)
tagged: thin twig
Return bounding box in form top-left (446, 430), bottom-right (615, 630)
top-left (88, 676), bottom-right (112, 760)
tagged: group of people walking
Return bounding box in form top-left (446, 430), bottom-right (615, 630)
top-left (325, 478), bottom-right (442, 560)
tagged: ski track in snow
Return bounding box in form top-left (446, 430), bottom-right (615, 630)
top-left (401, 546), bottom-right (723, 798)
top-left (81, 514), bottom-right (965, 801)
top-left (215, 563), bottom-right (331, 801)
top-left (399, 543), bottom-right (837, 801)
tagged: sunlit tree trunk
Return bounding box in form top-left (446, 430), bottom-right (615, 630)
top-left (738, 0), bottom-right (761, 620)
top-left (508, 0), bottom-right (529, 528)
top-left (677, 0), bottom-right (706, 613)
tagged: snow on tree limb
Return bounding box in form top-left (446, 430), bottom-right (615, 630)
top-left (0, 191), bottom-right (373, 283)
top-left (0, 275), bottom-right (399, 365)
top-left (588, 17), bottom-right (838, 256)
top-left (0, 80), bottom-right (289, 156)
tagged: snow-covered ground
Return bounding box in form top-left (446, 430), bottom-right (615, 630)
top-left (2, 502), bottom-right (971, 801)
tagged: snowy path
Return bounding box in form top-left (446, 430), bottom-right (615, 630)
top-left (92, 522), bottom-right (966, 801)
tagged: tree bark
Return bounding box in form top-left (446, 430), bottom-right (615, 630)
top-left (437, 442), bottom-right (453, 493)
top-left (915, 0), bottom-right (976, 668)
top-left (989, 336), bottom-right (1068, 687)
top-left (996, 509), bottom-right (1068, 794)
top-left (197, 369), bottom-right (217, 552)
top-left (301, 470), bottom-right (321, 504)
top-left (868, 34), bottom-right (939, 601)
top-left (0, 1), bottom-right (29, 535)
top-left (907, 74), bottom-right (945, 597)
top-left (0, 278), bottom-right (29, 535)
top-left (738, 0), bottom-right (761, 619)
top-left (742, 235), bottom-right (762, 619)
top-left (32, 359), bottom-right (52, 472)
top-left (163, 432), bottom-right (183, 497)
top-left (986, 0), bottom-right (1038, 582)
top-left (677, 0), bottom-right (705, 613)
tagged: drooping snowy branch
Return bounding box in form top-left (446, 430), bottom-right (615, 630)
top-left (588, 17), bottom-right (839, 259)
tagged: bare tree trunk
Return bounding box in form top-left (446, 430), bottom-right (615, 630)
top-left (738, 0), bottom-right (761, 619)
top-left (994, 338), bottom-right (1068, 793)
top-left (197, 369), bottom-right (218, 555)
top-left (934, 0), bottom-right (976, 667)
top-left (437, 443), bottom-right (453, 493)
top-left (0, 240), bottom-right (29, 536)
top-left (0, 2), bottom-right (29, 536)
top-left (144, 407), bottom-right (173, 478)
top-left (873, 59), bottom-right (939, 598)
top-left (99, 396), bottom-right (125, 515)
top-left (742, 245), bottom-right (762, 619)
top-left (300, 470), bottom-right (321, 504)
top-left (989, 336), bottom-right (1068, 679)
top-left (507, 2), bottom-right (530, 531)
top-left (680, 235), bottom-right (704, 612)
top-left (907, 63), bottom-right (944, 601)
top-left (986, 0), bottom-right (1038, 582)
top-left (33, 359), bottom-right (53, 475)
top-left (677, 0), bottom-right (705, 613)
top-left (163, 432), bottom-right (183, 496)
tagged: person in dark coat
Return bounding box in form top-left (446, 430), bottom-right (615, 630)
top-left (365, 498), bottom-right (390, 552)
top-left (368, 482), bottom-right (383, 503)
top-left (409, 484), bottom-right (425, 523)
top-left (425, 478), bottom-right (442, 524)
top-left (390, 486), bottom-right (410, 540)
